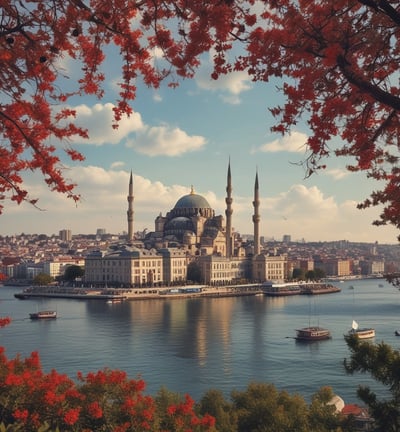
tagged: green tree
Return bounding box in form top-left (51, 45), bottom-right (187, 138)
top-left (187, 261), bottom-right (202, 284)
top-left (306, 270), bottom-right (317, 280)
top-left (231, 382), bottom-right (310, 432)
top-left (33, 273), bottom-right (54, 286)
top-left (64, 265), bottom-right (84, 282)
top-left (344, 334), bottom-right (400, 432)
top-left (314, 268), bottom-right (326, 280)
top-left (292, 268), bottom-right (306, 280)
top-left (198, 389), bottom-right (237, 432)
top-left (308, 387), bottom-right (343, 432)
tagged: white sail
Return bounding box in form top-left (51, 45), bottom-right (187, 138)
top-left (352, 320), bottom-right (359, 330)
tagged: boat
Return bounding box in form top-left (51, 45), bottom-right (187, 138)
top-left (29, 310), bottom-right (57, 320)
top-left (348, 320), bottom-right (375, 339)
top-left (106, 297), bottom-right (125, 304)
top-left (295, 296), bottom-right (331, 341)
top-left (395, 330), bottom-right (400, 336)
top-left (261, 283), bottom-right (301, 296)
top-left (295, 326), bottom-right (331, 341)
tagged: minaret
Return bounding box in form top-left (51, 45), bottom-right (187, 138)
top-left (252, 170), bottom-right (260, 256)
top-left (225, 160), bottom-right (233, 258)
top-left (127, 171), bottom-right (134, 242)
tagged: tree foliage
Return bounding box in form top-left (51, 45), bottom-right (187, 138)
top-left (33, 273), bottom-right (54, 286)
top-left (199, 383), bottom-right (345, 432)
top-left (63, 265), bottom-right (84, 282)
top-left (2, 1), bottom-right (400, 236)
top-left (344, 334), bottom-right (400, 432)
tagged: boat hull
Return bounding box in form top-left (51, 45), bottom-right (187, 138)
top-left (349, 328), bottom-right (375, 339)
top-left (295, 326), bottom-right (331, 341)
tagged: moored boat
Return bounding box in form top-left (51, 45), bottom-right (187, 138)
top-left (262, 283), bottom-right (301, 296)
top-left (106, 297), bottom-right (125, 304)
top-left (348, 320), bottom-right (375, 339)
top-left (29, 310), bottom-right (57, 320)
top-left (295, 326), bottom-right (331, 341)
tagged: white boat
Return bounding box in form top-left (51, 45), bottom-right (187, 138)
top-left (295, 326), bottom-right (331, 341)
top-left (348, 320), bottom-right (375, 339)
top-left (29, 310), bottom-right (57, 320)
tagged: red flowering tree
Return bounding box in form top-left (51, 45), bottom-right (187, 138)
top-left (0, 350), bottom-right (215, 431)
top-left (2, 1), bottom-right (400, 236)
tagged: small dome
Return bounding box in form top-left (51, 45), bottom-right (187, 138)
top-left (174, 193), bottom-right (211, 210)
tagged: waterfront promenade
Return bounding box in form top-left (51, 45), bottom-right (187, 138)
top-left (13, 282), bottom-right (341, 301)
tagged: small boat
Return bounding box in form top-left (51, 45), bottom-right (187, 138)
top-left (29, 310), bottom-right (57, 320)
top-left (348, 320), bottom-right (375, 339)
top-left (106, 297), bottom-right (125, 304)
top-left (395, 330), bottom-right (400, 336)
top-left (295, 326), bottom-right (331, 341)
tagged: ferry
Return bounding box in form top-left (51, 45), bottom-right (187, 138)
top-left (348, 320), bottom-right (375, 339)
top-left (29, 310), bottom-right (57, 320)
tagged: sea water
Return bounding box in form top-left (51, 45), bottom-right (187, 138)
top-left (1, 278), bottom-right (397, 403)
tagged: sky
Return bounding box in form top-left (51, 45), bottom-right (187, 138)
top-left (1, 41), bottom-right (400, 244)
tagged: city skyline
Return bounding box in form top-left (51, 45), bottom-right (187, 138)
top-left (1, 50), bottom-right (399, 243)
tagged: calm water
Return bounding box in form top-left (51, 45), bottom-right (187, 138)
top-left (1, 278), bottom-right (399, 404)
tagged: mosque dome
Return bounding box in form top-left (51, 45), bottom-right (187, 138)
top-left (174, 190), bottom-right (211, 210)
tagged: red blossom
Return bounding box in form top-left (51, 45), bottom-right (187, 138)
top-left (88, 401), bottom-right (103, 419)
top-left (12, 408), bottom-right (29, 423)
top-left (64, 407), bottom-right (81, 425)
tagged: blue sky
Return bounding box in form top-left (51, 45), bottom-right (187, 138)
top-left (1, 47), bottom-right (399, 244)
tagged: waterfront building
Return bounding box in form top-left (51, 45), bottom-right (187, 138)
top-left (84, 246), bottom-right (163, 287)
top-left (252, 254), bottom-right (289, 283)
top-left (196, 255), bottom-right (251, 285)
top-left (43, 257), bottom-right (85, 279)
top-left (359, 259), bottom-right (385, 276)
top-left (158, 248), bottom-right (189, 284)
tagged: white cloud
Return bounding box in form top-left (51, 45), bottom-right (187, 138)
top-left (110, 161), bottom-right (125, 169)
top-left (255, 131), bottom-right (308, 153)
top-left (69, 103), bottom-right (144, 145)
top-left (127, 124), bottom-right (207, 156)
top-left (325, 168), bottom-right (350, 180)
top-left (57, 102), bottom-right (207, 157)
top-left (195, 61), bottom-right (252, 104)
top-left (197, 70), bottom-right (252, 95)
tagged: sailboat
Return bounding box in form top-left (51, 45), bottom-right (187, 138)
top-left (295, 297), bottom-right (331, 341)
top-left (347, 288), bottom-right (375, 339)
top-left (348, 319), bottom-right (375, 339)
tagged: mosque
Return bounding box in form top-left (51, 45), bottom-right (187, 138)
top-left (129, 162), bottom-right (261, 258)
top-left (84, 162), bottom-right (288, 287)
